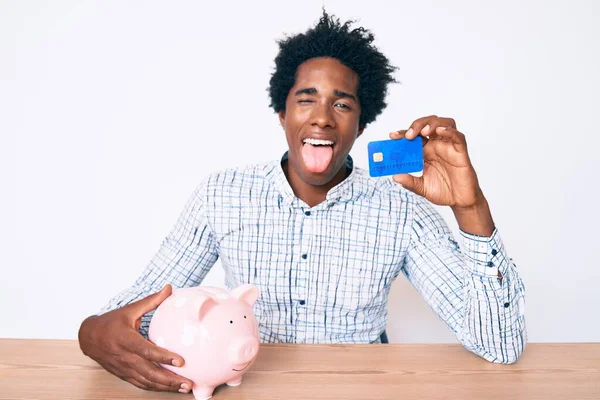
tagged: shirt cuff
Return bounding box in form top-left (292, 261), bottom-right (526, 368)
top-left (459, 228), bottom-right (508, 278)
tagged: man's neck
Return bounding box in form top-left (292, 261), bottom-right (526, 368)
top-left (282, 160), bottom-right (349, 208)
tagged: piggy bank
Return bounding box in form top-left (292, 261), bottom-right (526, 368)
top-left (148, 284), bottom-right (260, 400)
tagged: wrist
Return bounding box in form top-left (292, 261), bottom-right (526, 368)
top-left (452, 194), bottom-right (495, 236)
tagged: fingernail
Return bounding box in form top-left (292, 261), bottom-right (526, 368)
top-left (422, 125), bottom-right (430, 135)
top-left (179, 383), bottom-right (190, 393)
top-left (406, 128), bottom-right (414, 138)
top-left (437, 126), bottom-right (447, 131)
top-left (172, 359), bottom-right (182, 367)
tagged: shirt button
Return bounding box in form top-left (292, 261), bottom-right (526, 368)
top-left (487, 261), bottom-right (494, 267)
top-left (504, 302), bottom-right (510, 308)
top-left (491, 249), bottom-right (498, 256)
top-left (301, 254), bottom-right (307, 259)
top-left (299, 300), bottom-right (306, 305)
top-left (304, 211), bottom-right (311, 216)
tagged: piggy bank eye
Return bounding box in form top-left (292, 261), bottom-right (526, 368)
top-left (244, 316), bottom-right (247, 319)
top-left (230, 320), bottom-right (233, 324)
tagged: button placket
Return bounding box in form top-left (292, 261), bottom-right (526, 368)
top-left (300, 209), bottom-right (313, 264)
top-left (296, 208), bottom-right (313, 335)
top-left (290, 212), bottom-right (304, 332)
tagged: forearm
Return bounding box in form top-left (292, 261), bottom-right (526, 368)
top-left (96, 180), bottom-right (219, 337)
top-left (458, 229), bottom-right (527, 363)
top-left (403, 195), bottom-right (527, 364)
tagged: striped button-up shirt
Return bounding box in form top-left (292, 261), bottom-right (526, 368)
top-left (100, 153), bottom-right (527, 364)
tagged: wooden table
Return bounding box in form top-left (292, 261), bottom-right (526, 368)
top-left (1, 339), bottom-right (599, 399)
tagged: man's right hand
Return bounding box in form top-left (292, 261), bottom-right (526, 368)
top-left (78, 284), bottom-right (193, 394)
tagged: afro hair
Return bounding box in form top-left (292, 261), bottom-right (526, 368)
top-left (268, 9), bottom-right (398, 128)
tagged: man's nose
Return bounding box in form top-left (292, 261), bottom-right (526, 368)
top-left (311, 102), bottom-right (336, 129)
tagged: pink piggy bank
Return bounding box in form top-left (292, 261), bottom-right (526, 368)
top-left (148, 284), bottom-right (261, 400)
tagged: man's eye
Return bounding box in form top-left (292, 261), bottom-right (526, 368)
top-left (336, 103), bottom-right (350, 109)
top-left (298, 99), bottom-right (313, 104)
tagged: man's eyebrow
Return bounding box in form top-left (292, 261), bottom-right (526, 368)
top-left (294, 88), bottom-right (317, 96)
top-left (294, 87), bottom-right (357, 102)
top-left (333, 89), bottom-right (357, 102)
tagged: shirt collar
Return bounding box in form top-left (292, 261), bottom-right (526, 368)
top-left (265, 151), bottom-right (370, 208)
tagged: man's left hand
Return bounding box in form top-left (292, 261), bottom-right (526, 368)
top-left (390, 115), bottom-right (485, 210)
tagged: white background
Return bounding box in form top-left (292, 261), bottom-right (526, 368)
top-left (2, 0), bottom-right (599, 343)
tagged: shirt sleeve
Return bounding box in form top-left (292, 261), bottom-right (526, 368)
top-left (400, 194), bottom-right (527, 364)
top-left (97, 178), bottom-right (219, 337)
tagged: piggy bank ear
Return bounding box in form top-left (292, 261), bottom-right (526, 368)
top-left (230, 284), bottom-right (259, 307)
top-left (189, 295), bottom-right (217, 321)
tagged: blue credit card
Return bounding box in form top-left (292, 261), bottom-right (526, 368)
top-left (367, 137), bottom-right (424, 177)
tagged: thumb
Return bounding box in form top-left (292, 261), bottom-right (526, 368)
top-left (125, 284), bottom-right (173, 318)
top-left (393, 174), bottom-right (425, 197)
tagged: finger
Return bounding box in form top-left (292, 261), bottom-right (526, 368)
top-left (406, 116), bottom-right (457, 140)
top-left (126, 376), bottom-right (150, 391)
top-left (130, 368), bottom-right (188, 393)
top-left (434, 126), bottom-right (467, 149)
top-left (101, 357), bottom-right (182, 393)
top-left (422, 117), bottom-right (457, 138)
top-left (389, 129), bottom-right (407, 139)
top-left (101, 360), bottom-right (152, 391)
top-left (405, 115), bottom-right (437, 139)
top-left (123, 284), bottom-right (173, 318)
top-left (127, 334), bottom-right (186, 367)
top-left (389, 129), bottom-right (429, 146)
top-left (130, 354), bottom-right (193, 393)
top-left (127, 369), bottom-right (175, 392)
top-left (392, 174), bottom-right (425, 197)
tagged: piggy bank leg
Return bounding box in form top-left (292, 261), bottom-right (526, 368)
top-left (192, 384), bottom-right (215, 400)
top-left (226, 376), bottom-right (243, 387)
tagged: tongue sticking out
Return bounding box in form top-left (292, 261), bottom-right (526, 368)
top-left (302, 144), bottom-right (334, 174)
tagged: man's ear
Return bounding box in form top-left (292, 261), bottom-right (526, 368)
top-left (278, 110), bottom-right (286, 127)
top-left (357, 125), bottom-right (365, 138)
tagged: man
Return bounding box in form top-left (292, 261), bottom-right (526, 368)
top-left (78, 10), bottom-right (527, 394)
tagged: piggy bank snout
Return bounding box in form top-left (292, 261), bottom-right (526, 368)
top-left (229, 337), bottom-right (259, 364)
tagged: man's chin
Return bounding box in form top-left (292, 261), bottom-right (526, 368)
top-left (300, 164), bottom-right (339, 186)
top-left (303, 174), bottom-right (334, 187)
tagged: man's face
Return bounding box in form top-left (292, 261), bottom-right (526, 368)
top-left (279, 57), bottom-right (364, 186)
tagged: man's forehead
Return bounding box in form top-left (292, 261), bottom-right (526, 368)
top-left (294, 62), bottom-right (358, 92)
